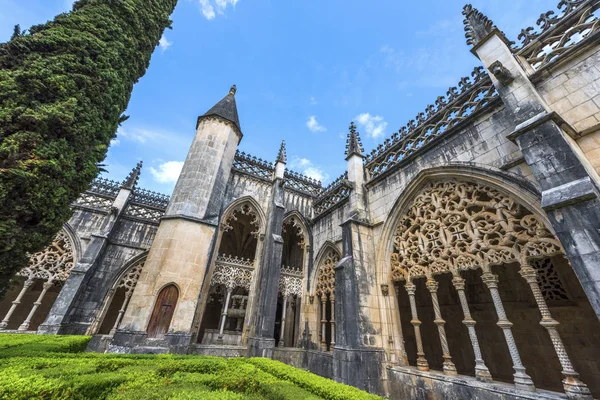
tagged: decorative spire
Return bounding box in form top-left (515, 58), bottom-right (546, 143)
top-left (122, 160), bottom-right (143, 189)
top-left (462, 4), bottom-right (497, 48)
top-left (345, 122), bottom-right (364, 159)
top-left (276, 140), bottom-right (287, 164)
top-left (199, 85), bottom-right (241, 133)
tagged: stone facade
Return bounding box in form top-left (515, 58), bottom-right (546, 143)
top-left (2, 2), bottom-right (600, 399)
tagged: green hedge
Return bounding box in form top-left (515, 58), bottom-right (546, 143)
top-left (0, 334), bottom-right (382, 400)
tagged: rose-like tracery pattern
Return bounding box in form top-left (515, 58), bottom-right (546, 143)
top-left (17, 230), bottom-right (74, 282)
top-left (316, 248), bottom-right (340, 297)
top-left (391, 181), bottom-right (564, 281)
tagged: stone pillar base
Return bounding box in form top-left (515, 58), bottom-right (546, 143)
top-left (106, 330), bottom-right (192, 354)
top-left (247, 336), bottom-right (275, 358)
top-left (332, 346), bottom-right (386, 396)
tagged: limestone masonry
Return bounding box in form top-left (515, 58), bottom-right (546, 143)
top-left (2, 2), bottom-right (600, 399)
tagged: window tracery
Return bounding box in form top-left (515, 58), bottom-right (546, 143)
top-left (531, 258), bottom-right (569, 301)
top-left (390, 180), bottom-right (564, 281)
top-left (221, 203), bottom-right (260, 238)
top-left (17, 230), bottom-right (75, 282)
top-left (117, 262), bottom-right (144, 295)
top-left (316, 249), bottom-right (340, 297)
top-left (282, 216), bottom-right (306, 249)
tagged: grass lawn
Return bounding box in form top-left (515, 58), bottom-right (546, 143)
top-left (0, 334), bottom-right (382, 400)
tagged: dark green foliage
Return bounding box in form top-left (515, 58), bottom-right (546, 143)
top-left (0, 0), bottom-right (177, 297)
top-left (0, 334), bottom-right (382, 400)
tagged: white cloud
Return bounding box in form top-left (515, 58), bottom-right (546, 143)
top-left (306, 116), bottom-right (326, 133)
top-left (150, 161), bottom-right (184, 184)
top-left (116, 127), bottom-right (160, 144)
top-left (199, 0), bottom-right (239, 19)
top-left (159, 35), bottom-right (172, 52)
top-left (289, 157), bottom-right (329, 183)
top-left (110, 138), bottom-right (120, 147)
top-left (355, 113), bottom-right (388, 139)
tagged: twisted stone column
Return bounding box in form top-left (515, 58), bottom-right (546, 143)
top-left (451, 275), bottom-right (491, 381)
top-left (481, 272), bottom-right (535, 391)
top-left (320, 295), bottom-right (327, 350)
top-left (329, 294), bottom-right (335, 348)
top-left (0, 278), bottom-right (35, 330)
top-left (278, 294), bottom-right (288, 347)
top-left (405, 282), bottom-right (429, 371)
top-left (520, 265), bottom-right (592, 399)
top-left (109, 290), bottom-right (134, 336)
top-left (426, 278), bottom-right (457, 376)
top-left (19, 280), bottom-right (53, 331)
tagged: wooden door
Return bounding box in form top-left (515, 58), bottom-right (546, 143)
top-left (147, 284), bottom-right (179, 339)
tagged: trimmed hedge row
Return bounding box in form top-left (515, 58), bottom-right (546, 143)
top-left (0, 334), bottom-right (383, 400)
top-left (247, 358), bottom-right (382, 400)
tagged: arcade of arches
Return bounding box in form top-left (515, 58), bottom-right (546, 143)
top-left (390, 180), bottom-right (600, 397)
top-left (1, 180), bottom-right (599, 398)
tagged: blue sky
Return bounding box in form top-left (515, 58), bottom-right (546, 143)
top-left (1, 0), bottom-right (558, 194)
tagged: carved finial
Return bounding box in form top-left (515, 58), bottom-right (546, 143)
top-left (122, 160), bottom-right (143, 189)
top-left (229, 84), bottom-right (237, 96)
top-left (345, 121), bottom-right (364, 159)
top-left (276, 140), bottom-right (287, 164)
top-left (462, 4), bottom-right (496, 48)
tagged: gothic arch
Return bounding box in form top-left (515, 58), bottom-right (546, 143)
top-left (91, 252), bottom-right (148, 335)
top-left (310, 241), bottom-right (342, 296)
top-left (282, 210), bottom-right (311, 251)
top-left (375, 165), bottom-right (550, 285)
top-left (61, 223), bottom-right (82, 266)
top-left (221, 196), bottom-right (267, 234)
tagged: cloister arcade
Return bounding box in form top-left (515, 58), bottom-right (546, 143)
top-left (0, 229), bottom-right (76, 332)
top-left (386, 179), bottom-right (600, 398)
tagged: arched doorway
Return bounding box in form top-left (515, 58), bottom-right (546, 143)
top-left (147, 284), bottom-right (179, 339)
top-left (198, 200), bottom-right (262, 345)
top-left (389, 179), bottom-right (600, 397)
top-left (0, 229), bottom-right (74, 331)
top-left (275, 215), bottom-right (306, 347)
top-left (314, 246), bottom-right (340, 352)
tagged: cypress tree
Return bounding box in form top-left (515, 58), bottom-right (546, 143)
top-left (0, 0), bottom-right (178, 296)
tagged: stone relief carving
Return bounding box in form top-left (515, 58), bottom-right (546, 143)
top-left (390, 180), bottom-right (564, 281)
top-left (316, 249), bottom-right (340, 297)
top-left (17, 230), bottom-right (74, 283)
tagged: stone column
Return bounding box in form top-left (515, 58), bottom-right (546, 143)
top-left (329, 294), bottom-right (336, 349)
top-left (520, 265), bottom-right (592, 399)
top-left (465, 5), bottom-right (600, 318)
top-left (451, 275), bottom-right (491, 381)
top-left (109, 290), bottom-right (134, 336)
top-left (19, 280), bottom-right (53, 331)
top-left (217, 286), bottom-right (233, 343)
top-left (405, 282), bottom-right (429, 371)
top-left (320, 295), bottom-right (327, 350)
top-left (278, 294), bottom-right (288, 347)
top-left (0, 278), bottom-right (34, 330)
top-left (426, 278), bottom-right (457, 376)
top-left (481, 272), bottom-right (535, 391)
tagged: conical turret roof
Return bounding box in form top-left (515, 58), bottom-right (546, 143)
top-left (202, 85), bottom-right (241, 132)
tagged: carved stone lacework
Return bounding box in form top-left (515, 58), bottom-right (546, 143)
top-left (233, 151), bottom-right (274, 181)
top-left (17, 230), bottom-right (74, 282)
top-left (124, 203), bottom-right (165, 223)
top-left (316, 249), bottom-right (340, 297)
top-left (365, 68), bottom-right (498, 180)
top-left (222, 203), bottom-right (260, 238)
top-left (211, 263), bottom-right (253, 291)
top-left (390, 181), bottom-right (564, 282)
top-left (531, 258), bottom-right (569, 301)
top-left (117, 263), bottom-right (144, 295)
top-left (313, 173), bottom-right (352, 217)
top-left (75, 192), bottom-right (114, 212)
top-left (517, 1), bottom-right (599, 70)
top-left (89, 178), bottom-right (120, 197)
top-left (282, 217), bottom-right (307, 249)
top-left (216, 254), bottom-right (255, 267)
top-left (284, 169), bottom-right (322, 196)
top-left (131, 188), bottom-right (170, 209)
top-left (279, 275), bottom-right (303, 298)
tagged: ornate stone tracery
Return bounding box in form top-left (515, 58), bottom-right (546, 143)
top-left (210, 263), bottom-right (253, 291)
top-left (221, 202), bottom-right (261, 238)
top-left (117, 262), bottom-right (144, 295)
top-left (282, 216), bottom-right (307, 249)
top-left (316, 248), bottom-right (340, 297)
top-left (390, 180), bottom-right (564, 282)
top-left (17, 230), bottom-right (75, 283)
